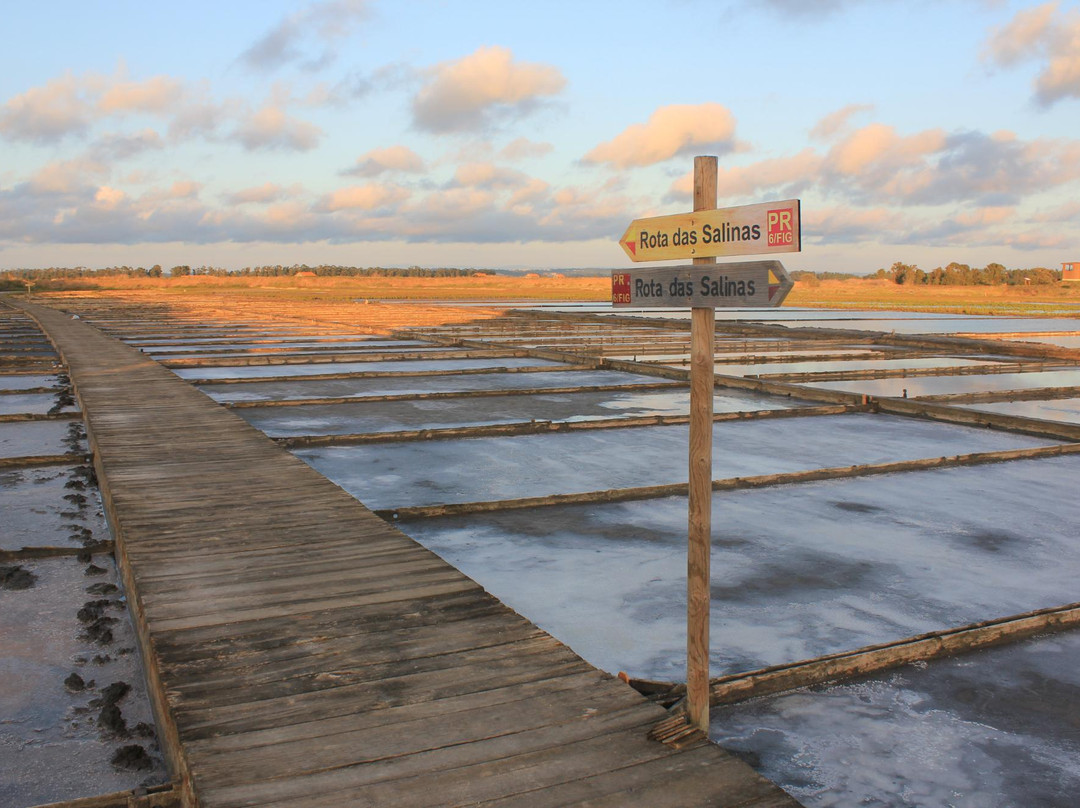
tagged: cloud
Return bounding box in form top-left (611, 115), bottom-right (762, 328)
top-left (223, 183), bottom-right (294, 205)
top-left (88, 129), bottom-right (164, 161)
top-left (97, 75), bottom-right (184, 114)
top-left (412, 46), bottom-right (566, 133)
top-left (0, 69), bottom-right (231, 146)
top-left (93, 186), bottom-right (126, 209)
top-left (668, 148), bottom-right (822, 202)
top-left (342, 145), bottom-right (426, 177)
top-left (452, 162), bottom-right (530, 190)
top-left (983, 2), bottom-right (1057, 65)
top-left (756, 0), bottom-right (851, 17)
top-left (0, 72), bottom-right (93, 143)
top-left (240, 0), bottom-right (370, 72)
top-left (500, 137), bottom-right (553, 161)
top-left (316, 183), bottom-right (410, 212)
top-left (805, 206), bottom-right (904, 244)
top-left (234, 105), bottom-right (322, 151)
top-left (983, 2), bottom-right (1080, 105)
top-left (810, 104), bottom-right (875, 141)
top-left (28, 158), bottom-right (108, 194)
top-left (664, 121), bottom-right (1080, 212)
top-left (1031, 199), bottom-right (1080, 223)
top-left (583, 103), bottom-right (738, 169)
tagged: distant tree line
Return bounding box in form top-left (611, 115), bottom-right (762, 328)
top-left (0, 264), bottom-right (497, 284)
top-left (793, 262), bottom-right (1063, 286)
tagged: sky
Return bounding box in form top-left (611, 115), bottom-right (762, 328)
top-left (1, 0), bottom-right (1078, 274)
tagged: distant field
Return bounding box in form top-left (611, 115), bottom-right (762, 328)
top-left (26, 274), bottom-right (1080, 333)
top-left (789, 278), bottom-right (1080, 317)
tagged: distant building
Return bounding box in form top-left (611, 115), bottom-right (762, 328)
top-left (1064, 262), bottom-right (1080, 281)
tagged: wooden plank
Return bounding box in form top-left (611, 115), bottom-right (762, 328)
top-left (190, 363), bottom-right (584, 386)
top-left (629, 600), bottom-right (1080, 709)
top-left (28, 784), bottom-right (180, 808)
top-left (0, 452), bottom-right (85, 469)
top-left (226, 380), bottom-right (681, 409)
top-left (274, 404), bottom-right (856, 448)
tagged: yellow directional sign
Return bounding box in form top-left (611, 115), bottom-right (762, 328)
top-left (619, 199), bottom-right (800, 262)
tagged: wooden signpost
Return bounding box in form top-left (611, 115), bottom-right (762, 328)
top-left (614, 160), bottom-right (801, 734)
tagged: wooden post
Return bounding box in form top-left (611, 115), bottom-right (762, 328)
top-left (687, 155), bottom-right (716, 732)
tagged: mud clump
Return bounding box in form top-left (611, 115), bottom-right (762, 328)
top-left (111, 744), bottom-right (153, 771)
top-left (0, 565), bottom-right (37, 590)
top-left (86, 582), bottom-right (119, 595)
top-left (70, 526), bottom-right (96, 545)
top-left (84, 563), bottom-right (107, 576)
top-left (97, 703), bottom-right (127, 736)
top-left (95, 681), bottom-right (133, 738)
top-left (77, 599), bottom-right (118, 624)
top-left (82, 616), bottom-right (117, 645)
top-left (100, 681), bottom-right (131, 705)
top-left (64, 672), bottom-right (88, 692)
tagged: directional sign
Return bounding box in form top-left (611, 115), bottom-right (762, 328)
top-left (611, 260), bottom-right (793, 308)
top-left (619, 199), bottom-right (800, 262)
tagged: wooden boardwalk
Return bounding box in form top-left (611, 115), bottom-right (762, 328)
top-left (20, 300), bottom-right (800, 808)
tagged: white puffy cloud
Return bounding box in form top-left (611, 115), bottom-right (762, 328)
top-left (500, 137), bottom-right (554, 161)
top-left (97, 75), bottom-right (184, 114)
top-left (666, 121), bottom-right (1080, 218)
top-left (28, 157), bottom-right (108, 194)
top-left (234, 105), bottom-right (322, 151)
top-left (342, 145), bottom-right (426, 177)
top-left (452, 162), bottom-right (531, 190)
top-left (810, 104), bottom-right (875, 141)
top-left (0, 72), bottom-right (93, 143)
top-left (984, 2), bottom-right (1080, 105)
top-left (583, 103), bottom-right (738, 169)
top-left (412, 46), bottom-right (566, 133)
top-left (223, 183), bottom-right (294, 205)
top-left (316, 183), bottom-right (410, 212)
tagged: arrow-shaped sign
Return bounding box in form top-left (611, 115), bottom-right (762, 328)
top-left (619, 199), bottom-right (800, 262)
top-left (611, 260), bottom-right (794, 309)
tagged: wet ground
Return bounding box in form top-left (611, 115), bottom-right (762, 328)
top-left (239, 388), bottom-right (806, 437)
top-left (0, 308), bottom-right (167, 807)
top-left (964, 398), bottom-right (1080, 424)
top-left (404, 456), bottom-right (1080, 681)
top-left (711, 632), bottom-right (1080, 808)
top-left (296, 413), bottom-right (1049, 510)
top-left (1, 557), bottom-right (165, 807)
top-left (812, 368), bottom-right (1080, 398)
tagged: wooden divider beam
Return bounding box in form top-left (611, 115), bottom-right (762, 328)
top-left (378, 442), bottom-right (1080, 521)
top-left (626, 601), bottom-right (1080, 709)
